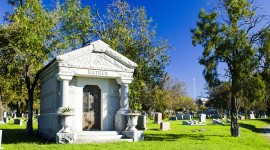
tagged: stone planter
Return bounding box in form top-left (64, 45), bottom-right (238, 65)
top-left (126, 113), bottom-right (140, 131)
top-left (60, 114), bottom-right (75, 133)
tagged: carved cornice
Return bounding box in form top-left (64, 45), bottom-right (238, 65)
top-left (56, 73), bottom-right (74, 81)
top-left (116, 77), bottom-right (134, 85)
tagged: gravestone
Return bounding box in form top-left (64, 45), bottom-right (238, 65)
top-left (182, 120), bottom-right (206, 126)
top-left (183, 114), bottom-right (192, 120)
top-left (3, 117), bottom-right (8, 123)
top-left (213, 119), bottom-right (224, 125)
top-left (169, 116), bottom-right (177, 121)
top-left (3, 112), bottom-right (6, 118)
top-left (212, 114), bottom-right (220, 119)
top-left (154, 113), bottom-right (162, 124)
top-left (222, 114), bottom-right (227, 120)
top-left (14, 119), bottom-right (23, 126)
top-left (240, 115), bottom-right (245, 120)
top-left (160, 122), bottom-right (170, 131)
top-left (261, 115), bottom-right (267, 118)
top-left (226, 119), bottom-right (231, 123)
top-left (0, 130), bottom-right (3, 150)
top-left (176, 113), bottom-right (183, 120)
top-left (149, 112), bottom-right (155, 120)
top-left (136, 113), bottom-right (147, 130)
top-left (199, 114), bottom-right (206, 122)
top-left (12, 113), bottom-right (16, 119)
top-left (249, 113), bottom-right (255, 119)
top-left (183, 120), bottom-right (197, 125)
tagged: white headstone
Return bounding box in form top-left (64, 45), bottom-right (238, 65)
top-left (249, 114), bottom-right (255, 119)
top-left (160, 122), bottom-right (170, 131)
top-left (213, 119), bottom-right (224, 125)
top-left (154, 113), bottom-right (162, 124)
top-left (3, 112), bottom-right (7, 118)
top-left (199, 114), bottom-right (206, 122)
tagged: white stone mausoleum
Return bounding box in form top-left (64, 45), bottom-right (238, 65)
top-left (38, 40), bottom-right (138, 142)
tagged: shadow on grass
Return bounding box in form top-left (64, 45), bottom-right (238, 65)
top-left (239, 119), bottom-right (270, 134)
top-left (2, 128), bottom-right (51, 144)
top-left (144, 133), bottom-right (228, 141)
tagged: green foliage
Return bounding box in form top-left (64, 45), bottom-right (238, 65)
top-left (207, 82), bottom-right (231, 110)
top-left (93, 1), bottom-right (170, 110)
top-left (0, 0), bottom-right (93, 134)
top-left (52, 0), bottom-right (92, 54)
top-left (191, 0), bottom-right (268, 136)
top-left (141, 75), bottom-right (194, 113)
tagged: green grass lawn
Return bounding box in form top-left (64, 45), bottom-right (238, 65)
top-left (1, 117), bottom-right (270, 150)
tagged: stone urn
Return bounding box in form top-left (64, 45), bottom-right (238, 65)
top-left (57, 107), bottom-right (75, 133)
top-left (125, 113), bottom-right (140, 131)
top-left (60, 114), bottom-right (75, 133)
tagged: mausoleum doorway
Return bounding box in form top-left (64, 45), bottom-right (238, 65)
top-left (82, 85), bottom-right (101, 131)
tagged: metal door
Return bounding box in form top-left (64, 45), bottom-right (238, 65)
top-left (82, 85), bottom-right (101, 130)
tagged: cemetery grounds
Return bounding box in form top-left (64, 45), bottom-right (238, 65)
top-left (1, 117), bottom-right (270, 150)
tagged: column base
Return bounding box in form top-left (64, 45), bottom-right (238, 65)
top-left (115, 110), bottom-right (130, 131)
top-left (122, 130), bottom-right (144, 142)
top-left (56, 132), bottom-right (77, 144)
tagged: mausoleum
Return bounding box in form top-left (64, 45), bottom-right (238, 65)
top-left (38, 40), bottom-right (140, 143)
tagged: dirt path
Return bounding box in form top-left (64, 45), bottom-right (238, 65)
top-left (260, 125), bottom-right (270, 140)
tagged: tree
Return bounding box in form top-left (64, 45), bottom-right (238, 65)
top-left (191, 0), bottom-right (267, 136)
top-left (1, 0), bottom-right (93, 135)
top-left (1, 0), bottom-right (57, 134)
top-left (207, 82), bottom-right (231, 111)
top-left (92, 1), bottom-right (170, 109)
top-left (53, 0), bottom-right (93, 54)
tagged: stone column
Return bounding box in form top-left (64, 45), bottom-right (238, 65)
top-left (120, 83), bottom-right (129, 110)
top-left (56, 74), bottom-right (73, 107)
top-left (115, 78), bottom-right (133, 131)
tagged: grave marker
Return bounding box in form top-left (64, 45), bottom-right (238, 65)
top-left (199, 114), bottom-right (206, 122)
top-left (176, 113), bottom-right (183, 120)
top-left (249, 113), bottom-right (255, 119)
top-left (183, 114), bottom-right (192, 120)
top-left (154, 113), bottom-right (162, 124)
top-left (3, 117), bottom-right (8, 123)
top-left (14, 119), bottom-right (23, 126)
top-left (160, 122), bottom-right (170, 131)
top-left (212, 114), bottom-right (220, 119)
top-left (136, 114), bottom-right (147, 130)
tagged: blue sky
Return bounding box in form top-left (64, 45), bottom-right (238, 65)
top-left (1, 0), bottom-right (269, 98)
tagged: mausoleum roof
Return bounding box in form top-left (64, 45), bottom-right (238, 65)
top-left (56, 40), bottom-right (137, 70)
top-left (40, 40), bottom-right (137, 79)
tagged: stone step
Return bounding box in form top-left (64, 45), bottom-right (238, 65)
top-left (76, 138), bottom-right (133, 143)
top-left (76, 131), bottom-right (121, 136)
top-left (75, 131), bottom-right (132, 143)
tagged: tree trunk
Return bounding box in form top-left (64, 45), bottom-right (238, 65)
top-left (25, 64), bottom-right (39, 135)
top-left (231, 93), bottom-right (240, 137)
top-left (26, 89), bottom-right (34, 135)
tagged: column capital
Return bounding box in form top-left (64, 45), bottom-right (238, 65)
top-left (116, 78), bottom-right (134, 85)
top-left (56, 73), bottom-right (73, 81)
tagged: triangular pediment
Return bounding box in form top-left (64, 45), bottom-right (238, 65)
top-left (56, 40), bottom-right (137, 72)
